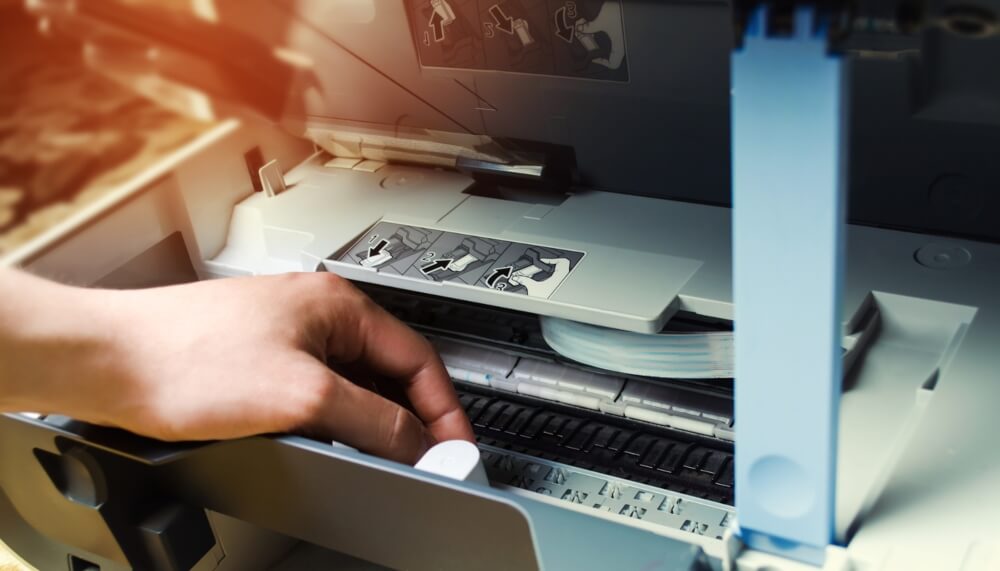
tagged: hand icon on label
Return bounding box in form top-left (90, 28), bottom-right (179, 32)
top-left (361, 250), bottom-right (393, 268)
top-left (508, 257), bottom-right (571, 298)
top-left (576, 2), bottom-right (625, 70)
top-left (448, 253), bottom-right (479, 272)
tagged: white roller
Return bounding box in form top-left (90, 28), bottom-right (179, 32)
top-left (540, 316), bottom-right (734, 379)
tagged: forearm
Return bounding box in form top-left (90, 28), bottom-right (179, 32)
top-left (0, 269), bottom-right (121, 415)
top-left (0, 270), bottom-right (472, 460)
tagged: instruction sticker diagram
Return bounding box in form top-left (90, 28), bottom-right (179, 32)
top-left (407, 0), bottom-right (628, 82)
top-left (337, 221), bottom-right (585, 299)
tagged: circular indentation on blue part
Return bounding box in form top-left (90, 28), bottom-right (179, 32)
top-left (748, 455), bottom-right (815, 518)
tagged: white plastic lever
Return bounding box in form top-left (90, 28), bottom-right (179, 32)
top-left (258, 159), bottom-right (286, 198)
top-left (414, 440), bottom-right (489, 486)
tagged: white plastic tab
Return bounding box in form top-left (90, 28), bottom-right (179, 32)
top-left (435, 339), bottom-right (517, 376)
top-left (324, 157), bottom-right (362, 169)
top-left (258, 159), bottom-right (286, 198)
top-left (621, 381), bottom-right (732, 425)
top-left (517, 383), bottom-right (603, 410)
top-left (414, 440), bottom-right (489, 486)
top-left (511, 358), bottom-right (624, 399)
top-left (354, 159), bottom-right (386, 173)
top-left (620, 381), bottom-right (733, 440)
top-left (446, 366), bottom-right (493, 386)
top-left (624, 405), bottom-right (717, 437)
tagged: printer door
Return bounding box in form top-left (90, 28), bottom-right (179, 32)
top-left (0, 413), bottom-right (542, 571)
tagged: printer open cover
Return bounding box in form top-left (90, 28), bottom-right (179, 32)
top-left (2, 0), bottom-right (999, 569)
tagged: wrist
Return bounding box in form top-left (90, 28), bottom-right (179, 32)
top-left (0, 271), bottom-right (126, 418)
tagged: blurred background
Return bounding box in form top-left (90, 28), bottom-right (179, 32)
top-left (0, 0), bottom-right (212, 257)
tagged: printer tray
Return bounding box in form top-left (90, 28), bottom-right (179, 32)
top-left (0, 413), bottom-right (537, 571)
top-left (0, 413), bottom-right (714, 571)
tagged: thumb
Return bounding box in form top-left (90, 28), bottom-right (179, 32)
top-left (299, 367), bottom-right (433, 465)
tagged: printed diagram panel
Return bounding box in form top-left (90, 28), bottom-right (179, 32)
top-left (480, 0), bottom-right (555, 76)
top-left (407, 0), bottom-right (628, 81)
top-left (401, 234), bottom-right (506, 284)
top-left (408, 0), bottom-right (487, 70)
top-left (337, 221), bottom-right (585, 299)
top-left (474, 243), bottom-right (584, 298)
top-left (342, 223), bottom-right (443, 276)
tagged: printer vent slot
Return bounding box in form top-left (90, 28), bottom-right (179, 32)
top-left (244, 147), bottom-right (266, 193)
top-left (921, 369), bottom-right (940, 392)
top-left (69, 555), bottom-right (100, 571)
top-left (463, 183), bottom-right (568, 207)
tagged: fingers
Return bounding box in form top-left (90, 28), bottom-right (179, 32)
top-left (359, 305), bottom-right (475, 443)
top-left (324, 285), bottom-right (475, 445)
top-left (303, 367), bottom-right (432, 464)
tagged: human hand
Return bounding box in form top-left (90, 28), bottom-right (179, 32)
top-left (2, 272), bottom-right (473, 464)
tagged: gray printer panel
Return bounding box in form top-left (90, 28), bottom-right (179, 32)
top-left (74, 0), bottom-right (732, 203)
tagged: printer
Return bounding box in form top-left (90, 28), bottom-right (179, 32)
top-left (1, 0), bottom-right (999, 569)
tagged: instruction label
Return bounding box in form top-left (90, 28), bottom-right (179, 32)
top-left (407, 0), bottom-right (628, 82)
top-left (337, 221), bottom-right (585, 299)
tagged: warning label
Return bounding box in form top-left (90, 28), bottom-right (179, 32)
top-left (407, 0), bottom-right (628, 82)
top-left (337, 221), bottom-right (585, 299)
